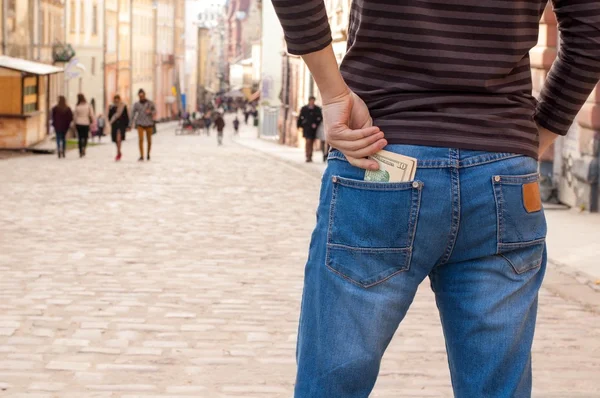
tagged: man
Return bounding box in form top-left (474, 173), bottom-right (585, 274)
top-left (297, 96), bottom-right (323, 162)
top-left (129, 89), bottom-right (156, 161)
top-left (272, 1), bottom-right (600, 397)
top-left (214, 113), bottom-right (225, 146)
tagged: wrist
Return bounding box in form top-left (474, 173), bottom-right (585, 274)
top-left (322, 85), bottom-right (351, 105)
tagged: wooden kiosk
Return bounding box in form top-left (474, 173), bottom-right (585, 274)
top-left (0, 56), bottom-right (63, 149)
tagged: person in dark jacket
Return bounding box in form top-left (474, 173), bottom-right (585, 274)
top-left (233, 117), bottom-right (240, 136)
top-left (297, 96), bottom-right (323, 162)
top-left (214, 113), bottom-right (225, 146)
top-left (108, 95), bottom-right (130, 162)
top-left (51, 96), bottom-right (73, 159)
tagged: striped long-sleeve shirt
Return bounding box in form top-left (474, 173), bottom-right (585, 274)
top-left (272, 0), bottom-right (600, 159)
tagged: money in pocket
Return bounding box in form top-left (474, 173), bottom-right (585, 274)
top-left (364, 150), bottom-right (417, 182)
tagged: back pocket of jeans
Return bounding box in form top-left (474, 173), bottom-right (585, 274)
top-left (492, 173), bottom-right (547, 274)
top-left (326, 176), bottom-right (423, 288)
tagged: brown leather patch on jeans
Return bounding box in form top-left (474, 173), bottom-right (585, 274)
top-left (522, 182), bottom-right (542, 213)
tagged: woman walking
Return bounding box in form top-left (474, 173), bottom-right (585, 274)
top-left (73, 94), bottom-right (95, 157)
top-left (51, 96), bottom-right (73, 159)
top-left (108, 95), bottom-right (129, 161)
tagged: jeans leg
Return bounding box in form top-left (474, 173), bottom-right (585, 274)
top-left (146, 127), bottom-right (152, 156)
top-left (294, 152), bottom-right (447, 397)
top-left (76, 126), bottom-right (84, 154)
top-left (430, 154), bottom-right (546, 398)
top-left (305, 138), bottom-right (314, 161)
top-left (138, 127), bottom-right (145, 157)
top-left (56, 132), bottom-right (62, 154)
top-left (430, 250), bottom-right (545, 398)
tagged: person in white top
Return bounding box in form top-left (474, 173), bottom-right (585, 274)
top-left (73, 94), bottom-right (96, 158)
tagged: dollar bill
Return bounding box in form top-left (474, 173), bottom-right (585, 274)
top-left (364, 150), bottom-right (417, 182)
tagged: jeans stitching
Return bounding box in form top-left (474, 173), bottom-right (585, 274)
top-left (459, 154), bottom-right (523, 169)
top-left (325, 263), bottom-right (411, 289)
top-left (496, 174), bottom-right (540, 185)
top-left (498, 238), bottom-right (546, 250)
top-left (493, 178), bottom-right (505, 252)
top-left (325, 180), bottom-right (339, 272)
top-left (327, 150), bottom-right (524, 169)
top-left (335, 176), bottom-right (417, 191)
top-left (438, 155), bottom-right (461, 266)
top-left (327, 243), bottom-right (410, 253)
top-left (499, 248), bottom-right (544, 275)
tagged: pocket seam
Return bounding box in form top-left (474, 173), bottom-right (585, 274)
top-left (499, 242), bottom-right (545, 275)
top-left (326, 262), bottom-right (411, 289)
top-left (334, 175), bottom-right (420, 191)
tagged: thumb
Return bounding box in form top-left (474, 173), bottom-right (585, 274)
top-left (361, 117), bottom-right (373, 129)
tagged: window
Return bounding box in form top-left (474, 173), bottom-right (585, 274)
top-left (70, 1), bottom-right (76, 33)
top-left (91, 57), bottom-right (96, 75)
top-left (23, 76), bottom-right (39, 114)
top-left (92, 5), bottom-right (98, 35)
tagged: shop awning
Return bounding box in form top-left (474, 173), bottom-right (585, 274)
top-left (0, 55), bottom-right (63, 75)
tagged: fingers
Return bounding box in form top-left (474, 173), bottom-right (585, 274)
top-left (329, 127), bottom-right (387, 158)
top-left (328, 126), bottom-right (380, 142)
top-left (345, 137), bottom-right (388, 159)
top-left (346, 155), bottom-right (381, 171)
top-left (330, 130), bottom-right (385, 152)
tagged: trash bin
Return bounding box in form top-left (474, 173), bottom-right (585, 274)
top-left (253, 117), bottom-right (259, 127)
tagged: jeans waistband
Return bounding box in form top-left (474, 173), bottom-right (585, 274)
top-left (328, 145), bottom-right (524, 169)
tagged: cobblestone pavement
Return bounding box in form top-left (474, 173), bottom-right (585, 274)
top-left (0, 124), bottom-right (599, 397)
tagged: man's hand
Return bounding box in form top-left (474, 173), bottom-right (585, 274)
top-left (323, 89), bottom-right (387, 170)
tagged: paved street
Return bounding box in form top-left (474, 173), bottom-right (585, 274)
top-left (0, 122), bottom-right (599, 397)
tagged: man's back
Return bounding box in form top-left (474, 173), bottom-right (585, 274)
top-left (273, 0), bottom-right (600, 159)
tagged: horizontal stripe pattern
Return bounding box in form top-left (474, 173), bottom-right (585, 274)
top-left (272, 0), bottom-right (600, 159)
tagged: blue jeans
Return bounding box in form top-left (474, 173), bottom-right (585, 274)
top-left (55, 130), bottom-right (67, 154)
top-left (296, 145), bottom-right (547, 397)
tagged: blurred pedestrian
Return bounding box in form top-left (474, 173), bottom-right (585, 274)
top-left (233, 117), bottom-right (240, 136)
top-left (108, 95), bottom-right (129, 161)
top-left (203, 111), bottom-right (212, 136)
top-left (297, 96), bottom-right (323, 162)
top-left (129, 89), bottom-right (157, 161)
top-left (244, 103), bottom-right (252, 125)
top-left (214, 113), bottom-right (225, 146)
top-left (316, 120), bottom-right (328, 163)
top-left (51, 96), bottom-right (73, 159)
top-left (74, 93), bottom-right (95, 158)
top-left (96, 114), bottom-right (106, 143)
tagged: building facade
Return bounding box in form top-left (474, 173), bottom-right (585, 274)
top-left (65, 0), bottom-right (104, 112)
top-left (2, 0), bottom-right (33, 59)
top-left (174, 0), bottom-right (185, 112)
top-left (258, 0), bottom-right (284, 137)
top-left (117, 0), bottom-right (132, 105)
top-left (104, 0), bottom-right (118, 107)
top-left (131, 0), bottom-right (155, 103)
top-left (155, 0), bottom-right (176, 120)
